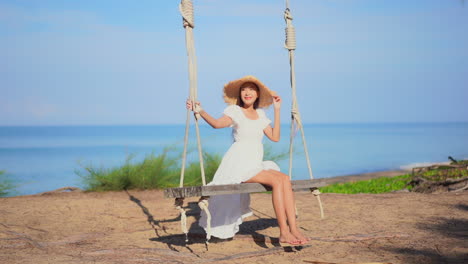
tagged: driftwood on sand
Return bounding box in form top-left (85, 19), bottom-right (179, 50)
top-left (409, 162), bottom-right (468, 193)
top-left (303, 261), bottom-right (392, 264)
top-left (36, 187), bottom-right (83, 196)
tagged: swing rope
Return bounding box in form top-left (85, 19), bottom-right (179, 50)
top-left (177, 0), bottom-right (211, 243)
top-left (179, 0), bottom-right (206, 187)
top-left (284, 0), bottom-right (324, 219)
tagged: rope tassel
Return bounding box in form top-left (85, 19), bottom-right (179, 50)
top-left (198, 197), bottom-right (211, 245)
top-left (311, 188), bottom-right (325, 219)
top-left (175, 198), bottom-right (189, 242)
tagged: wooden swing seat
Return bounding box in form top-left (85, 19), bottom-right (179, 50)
top-left (165, 179), bottom-right (314, 198)
top-left (164, 172), bottom-right (386, 198)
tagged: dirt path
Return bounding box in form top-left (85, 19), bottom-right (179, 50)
top-left (1, 189), bottom-right (467, 263)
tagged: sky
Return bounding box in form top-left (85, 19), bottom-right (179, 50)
top-left (1, 0), bottom-right (467, 126)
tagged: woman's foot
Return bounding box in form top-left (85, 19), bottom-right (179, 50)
top-left (291, 230), bottom-right (310, 245)
top-left (279, 232), bottom-right (301, 245)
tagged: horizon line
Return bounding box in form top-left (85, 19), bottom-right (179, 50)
top-left (1, 121), bottom-right (468, 127)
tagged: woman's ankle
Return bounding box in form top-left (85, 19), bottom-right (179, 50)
top-left (290, 228), bottom-right (304, 236)
top-left (279, 228), bottom-right (292, 236)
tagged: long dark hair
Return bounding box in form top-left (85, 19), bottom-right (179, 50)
top-left (237, 82), bottom-right (260, 109)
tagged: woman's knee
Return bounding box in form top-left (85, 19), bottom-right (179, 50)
top-left (248, 170), bottom-right (282, 188)
top-left (271, 170), bottom-right (291, 184)
top-left (266, 171), bottom-right (283, 188)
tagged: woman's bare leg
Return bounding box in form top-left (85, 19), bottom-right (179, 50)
top-left (245, 170), bottom-right (300, 245)
top-left (271, 170), bottom-right (310, 243)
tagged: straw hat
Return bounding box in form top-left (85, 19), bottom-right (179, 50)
top-left (223, 75), bottom-right (276, 108)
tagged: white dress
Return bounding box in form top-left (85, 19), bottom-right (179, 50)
top-left (198, 104), bottom-right (280, 239)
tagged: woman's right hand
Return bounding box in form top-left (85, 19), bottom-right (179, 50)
top-left (186, 99), bottom-right (193, 110)
top-left (186, 99), bottom-right (203, 113)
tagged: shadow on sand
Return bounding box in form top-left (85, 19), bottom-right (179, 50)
top-left (126, 191), bottom-right (300, 254)
top-left (379, 202), bottom-right (468, 264)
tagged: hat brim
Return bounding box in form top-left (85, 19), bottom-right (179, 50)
top-left (223, 75), bottom-right (276, 108)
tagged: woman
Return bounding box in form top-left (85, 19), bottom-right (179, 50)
top-left (186, 75), bottom-right (309, 245)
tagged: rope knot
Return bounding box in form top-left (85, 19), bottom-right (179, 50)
top-left (284, 9), bottom-right (293, 22)
top-left (179, 0), bottom-right (195, 28)
top-left (198, 199), bottom-right (208, 208)
top-left (174, 197), bottom-right (184, 207)
top-left (284, 9), bottom-right (296, 50)
top-left (291, 108), bottom-right (303, 129)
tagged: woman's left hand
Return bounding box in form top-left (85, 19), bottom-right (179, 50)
top-left (272, 95), bottom-right (282, 110)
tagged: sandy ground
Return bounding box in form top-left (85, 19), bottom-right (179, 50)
top-left (1, 187), bottom-right (467, 264)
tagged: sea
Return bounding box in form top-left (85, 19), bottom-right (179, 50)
top-left (1, 122), bottom-right (467, 197)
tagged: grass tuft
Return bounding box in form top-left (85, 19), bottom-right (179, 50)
top-left (77, 147), bottom-right (223, 192)
top-left (319, 162), bottom-right (468, 194)
top-left (0, 170), bottom-right (15, 197)
top-left (78, 144), bottom-right (290, 192)
top-left (319, 174), bottom-right (413, 194)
